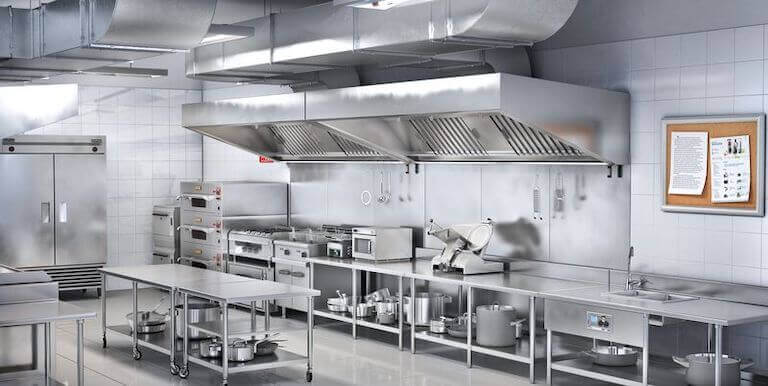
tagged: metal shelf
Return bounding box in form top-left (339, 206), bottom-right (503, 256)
top-left (314, 309), bottom-right (353, 323)
top-left (550, 355), bottom-right (686, 386)
top-left (356, 316), bottom-right (399, 334)
top-left (190, 319), bottom-right (307, 339)
top-left (0, 376), bottom-right (67, 386)
top-left (414, 329), bottom-right (468, 349)
top-left (108, 325), bottom-right (307, 374)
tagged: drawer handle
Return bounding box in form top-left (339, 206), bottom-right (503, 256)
top-left (291, 272), bottom-right (305, 278)
top-left (278, 269), bottom-right (291, 275)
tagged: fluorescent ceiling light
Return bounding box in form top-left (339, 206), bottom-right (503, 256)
top-left (88, 43), bottom-right (188, 54)
top-left (76, 66), bottom-right (168, 78)
top-left (333, 0), bottom-right (433, 10)
top-left (201, 24), bottom-right (255, 45)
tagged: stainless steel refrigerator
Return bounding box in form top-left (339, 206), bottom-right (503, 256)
top-left (0, 136), bottom-right (106, 293)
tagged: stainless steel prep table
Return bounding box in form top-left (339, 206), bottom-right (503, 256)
top-left (541, 285), bottom-right (768, 386)
top-left (99, 264), bottom-right (260, 376)
top-left (306, 256), bottom-right (598, 383)
top-left (176, 279), bottom-right (320, 385)
top-left (0, 301), bottom-right (96, 386)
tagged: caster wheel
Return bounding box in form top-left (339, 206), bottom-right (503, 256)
top-left (132, 348), bottom-right (142, 360)
top-left (170, 363), bottom-right (180, 375)
top-left (102, 337), bottom-right (107, 349)
top-left (179, 367), bottom-right (189, 379)
top-left (221, 382), bottom-right (228, 386)
top-left (306, 372), bottom-right (313, 382)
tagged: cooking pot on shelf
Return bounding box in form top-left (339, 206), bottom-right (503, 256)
top-left (228, 339), bottom-right (255, 362)
top-left (446, 313), bottom-right (476, 338)
top-left (584, 344), bottom-right (639, 367)
top-left (199, 338), bottom-right (222, 359)
top-left (175, 302), bottom-right (221, 339)
top-left (475, 303), bottom-right (526, 347)
top-left (348, 302), bottom-right (376, 318)
top-left (673, 353), bottom-right (754, 386)
top-left (374, 297), bottom-right (399, 315)
top-left (126, 310), bottom-right (168, 334)
top-left (404, 292), bottom-right (452, 326)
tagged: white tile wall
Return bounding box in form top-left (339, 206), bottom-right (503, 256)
top-left (534, 25), bottom-right (768, 286)
top-left (26, 87), bottom-right (203, 279)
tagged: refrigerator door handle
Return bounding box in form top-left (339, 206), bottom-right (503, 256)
top-left (41, 202), bottom-right (50, 224)
top-left (59, 202), bottom-right (68, 223)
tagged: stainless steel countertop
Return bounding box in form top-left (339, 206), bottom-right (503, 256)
top-left (306, 256), bottom-right (598, 296)
top-left (542, 285), bottom-right (768, 326)
top-left (177, 280), bottom-right (320, 303)
top-left (0, 301), bottom-right (96, 327)
top-left (99, 264), bottom-right (253, 289)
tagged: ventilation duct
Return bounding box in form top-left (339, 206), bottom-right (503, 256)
top-left (0, 0), bottom-right (218, 81)
top-left (183, 73), bottom-right (629, 165)
top-left (186, 0), bottom-right (578, 84)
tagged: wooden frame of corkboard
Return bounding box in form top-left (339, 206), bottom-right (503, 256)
top-left (660, 114), bottom-right (765, 216)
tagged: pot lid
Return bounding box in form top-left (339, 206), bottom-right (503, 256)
top-left (687, 353), bottom-right (740, 366)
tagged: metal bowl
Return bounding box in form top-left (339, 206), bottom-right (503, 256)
top-left (126, 311), bottom-right (168, 334)
top-left (585, 345), bottom-right (639, 367)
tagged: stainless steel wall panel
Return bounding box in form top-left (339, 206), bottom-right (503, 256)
top-left (288, 164), bottom-right (328, 228)
top-left (422, 164), bottom-right (483, 250)
top-left (0, 154), bottom-right (55, 268)
top-left (325, 164), bottom-right (376, 227)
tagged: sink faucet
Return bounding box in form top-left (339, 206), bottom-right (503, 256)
top-left (625, 246), bottom-right (636, 290)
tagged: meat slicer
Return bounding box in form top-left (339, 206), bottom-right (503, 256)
top-left (428, 219), bottom-right (504, 275)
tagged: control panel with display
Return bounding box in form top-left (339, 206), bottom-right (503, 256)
top-left (586, 311), bottom-right (613, 332)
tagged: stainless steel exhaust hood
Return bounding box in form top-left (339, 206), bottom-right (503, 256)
top-left (187, 0), bottom-right (579, 84)
top-left (183, 73), bottom-right (630, 165)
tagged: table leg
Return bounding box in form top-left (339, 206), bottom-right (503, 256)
top-left (529, 296), bottom-right (536, 384)
top-left (264, 300), bottom-right (270, 331)
top-left (44, 323), bottom-right (51, 379)
top-left (715, 324), bottom-right (723, 386)
top-left (352, 269), bottom-right (358, 339)
top-left (251, 301), bottom-right (257, 334)
top-left (410, 277), bottom-right (415, 354)
top-left (101, 273), bottom-right (107, 348)
top-left (642, 314), bottom-right (649, 386)
top-left (169, 288), bottom-right (179, 375)
top-left (466, 286), bottom-right (472, 368)
top-left (398, 276), bottom-right (403, 351)
top-left (707, 323), bottom-right (714, 352)
top-left (306, 296), bottom-right (314, 382)
top-left (131, 281), bottom-right (140, 360)
top-left (76, 319), bottom-right (84, 386)
top-left (181, 293), bottom-right (189, 378)
top-left (222, 301), bottom-right (229, 386)
top-left (546, 330), bottom-right (552, 385)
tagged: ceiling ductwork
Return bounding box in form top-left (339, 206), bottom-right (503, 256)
top-left (186, 0), bottom-right (578, 84)
top-left (0, 0), bottom-right (218, 82)
top-left (182, 73), bottom-right (630, 165)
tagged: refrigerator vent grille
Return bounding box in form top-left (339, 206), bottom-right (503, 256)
top-left (489, 114), bottom-right (582, 156)
top-left (409, 116), bottom-right (488, 156)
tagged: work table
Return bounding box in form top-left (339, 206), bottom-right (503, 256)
top-left (542, 285), bottom-right (768, 326)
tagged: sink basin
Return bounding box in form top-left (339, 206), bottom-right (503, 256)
top-left (603, 290), bottom-right (699, 304)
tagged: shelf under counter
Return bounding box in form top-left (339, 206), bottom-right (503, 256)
top-left (188, 318), bottom-right (307, 340)
top-left (550, 355), bottom-right (687, 386)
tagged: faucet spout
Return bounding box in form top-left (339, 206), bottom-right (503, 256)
top-left (625, 246), bottom-right (635, 291)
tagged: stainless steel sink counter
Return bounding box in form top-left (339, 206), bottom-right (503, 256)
top-left (542, 285), bottom-right (768, 326)
top-left (306, 256), bottom-right (598, 295)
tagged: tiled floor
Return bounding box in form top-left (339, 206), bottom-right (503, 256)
top-left (44, 288), bottom-right (542, 386)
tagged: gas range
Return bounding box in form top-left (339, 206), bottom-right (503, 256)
top-left (227, 226), bottom-right (292, 260)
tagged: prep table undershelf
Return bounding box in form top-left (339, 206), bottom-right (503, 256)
top-left (108, 325), bottom-right (308, 374)
top-left (550, 355), bottom-right (687, 386)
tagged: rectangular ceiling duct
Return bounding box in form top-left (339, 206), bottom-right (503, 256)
top-left (186, 0), bottom-right (579, 83)
top-left (182, 73), bottom-right (630, 165)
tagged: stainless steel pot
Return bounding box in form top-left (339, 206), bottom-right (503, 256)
top-left (403, 292), bottom-right (452, 326)
top-left (175, 302), bottom-right (221, 339)
top-left (327, 297), bottom-right (352, 312)
top-left (429, 318), bottom-right (449, 334)
top-left (199, 338), bottom-right (222, 359)
top-left (254, 341), bottom-right (279, 356)
top-left (365, 288), bottom-right (391, 303)
top-left (584, 345), bottom-right (639, 367)
top-left (476, 303), bottom-right (524, 347)
top-left (228, 339), bottom-right (255, 362)
top-left (349, 302), bottom-right (375, 318)
top-left (446, 313), bottom-right (475, 338)
top-left (673, 353), bottom-right (754, 386)
top-left (374, 298), bottom-right (399, 315)
top-left (376, 312), bottom-right (396, 325)
top-left (126, 311), bottom-right (168, 334)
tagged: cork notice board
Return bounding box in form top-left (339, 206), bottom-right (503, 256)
top-left (661, 115), bottom-right (765, 216)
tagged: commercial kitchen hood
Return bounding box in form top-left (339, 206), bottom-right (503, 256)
top-left (0, 0), bottom-right (218, 82)
top-left (182, 73), bottom-right (630, 165)
top-left (187, 0), bottom-right (579, 84)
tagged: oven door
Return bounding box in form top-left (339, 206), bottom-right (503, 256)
top-left (228, 262), bottom-right (273, 281)
top-left (179, 256), bottom-right (220, 271)
top-left (179, 224), bottom-right (222, 247)
top-left (352, 235), bottom-right (376, 259)
top-left (178, 193), bottom-right (220, 214)
top-left (152, 211), bottom-right (175, 237)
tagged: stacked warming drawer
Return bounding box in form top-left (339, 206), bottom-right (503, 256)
top-left (177, 181), bottom-right (288, 272)
top-left (151, 205), bottom-right (180, 264)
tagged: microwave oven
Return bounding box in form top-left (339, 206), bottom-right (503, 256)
top-left (352, 227), bottom-right (412, 262)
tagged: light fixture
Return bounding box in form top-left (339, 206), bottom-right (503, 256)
top-left (200, 24), bottom-right (255, 45)
top-left (76, 66), bottom-right (168, 78)
top-left (88, 43), bottom-right (188, 54)
top-left (333, 0), bottom-right (433, 10)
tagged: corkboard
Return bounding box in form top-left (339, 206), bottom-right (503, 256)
top-left (661, 115), bottom-right (765, 216)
